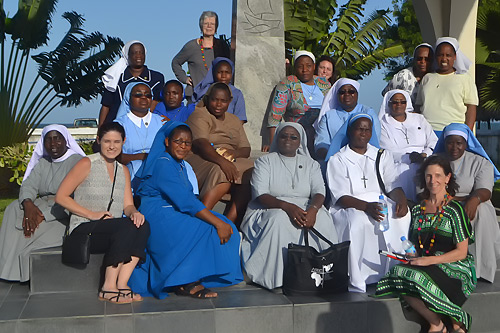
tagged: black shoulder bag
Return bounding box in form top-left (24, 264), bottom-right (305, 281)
top-left (62, 162), bottom-right (118, 265)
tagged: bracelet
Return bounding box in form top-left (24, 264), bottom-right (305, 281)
top-left (309, 205), bottom-right (320, 210)
top-left (474, 194), bottom-right (481, 203)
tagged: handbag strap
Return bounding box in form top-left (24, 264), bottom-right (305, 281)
top-left (64, 161), bottom-right (119, 237)
top-left (106, 161), bottom-right (118, 212)
top-left (375, 148), bottom-right (389, 197)
top-left (303, 227), bottom-right (335, 253)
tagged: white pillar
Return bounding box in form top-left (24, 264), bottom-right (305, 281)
top-left (413, 0), bottom-right (478, 77)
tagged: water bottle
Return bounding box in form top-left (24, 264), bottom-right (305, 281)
top-left (400, 236), bottom-right (416, 255)
top-left (378, 195), bottom-right (389, 232)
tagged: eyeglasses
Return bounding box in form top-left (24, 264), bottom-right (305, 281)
top-left (415, 56), bottom-right (430, 62)
top-left (338, 89), bottom-right (357, 95)
top-left (131, 92), bottom-right (152, 99)
top-left (171, 139), bottom-right (192, 146)
top-left (279, 134), bottom-right (299, 141)
top-left (390, 100), bottom-right (407, 105)
top-left (203, 22), bottom-right (216, 27)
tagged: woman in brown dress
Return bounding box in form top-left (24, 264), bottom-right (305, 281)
top-left (186, 82), bottom-right (253, 225)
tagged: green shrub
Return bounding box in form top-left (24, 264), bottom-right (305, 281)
top-left (0, 143), bottom-right (34, 185)
top-left (78, 140), bottom-right (95, 155)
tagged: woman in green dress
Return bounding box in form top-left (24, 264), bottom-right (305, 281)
top-left (375, 155), bottom-right (476, 333)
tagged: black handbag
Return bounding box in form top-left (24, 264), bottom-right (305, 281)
top-left (61, 162), bottom-right (118, 265)
top-left (283, 227), bottom-right (350, 296)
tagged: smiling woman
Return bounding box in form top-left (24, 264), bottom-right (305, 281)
top-left (127, 121), bottom-right (243, 299)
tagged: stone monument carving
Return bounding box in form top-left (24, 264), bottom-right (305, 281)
top-left (232, 0), bottom-right (285, 150)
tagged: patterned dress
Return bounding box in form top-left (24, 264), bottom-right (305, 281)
top-left (375, 200), bottom-right (476, 331)
top-left (267, 75), bottom-right (331, 127)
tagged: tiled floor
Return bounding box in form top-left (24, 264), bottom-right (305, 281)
top-left (1, 274), bottom-right (500, 333)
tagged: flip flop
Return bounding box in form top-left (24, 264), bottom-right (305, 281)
top-left (98, 290), bottom-right (132, 304)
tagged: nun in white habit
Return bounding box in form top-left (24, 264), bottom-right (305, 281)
top-left (326, 113), bottom-right (411, 293)
top-left (379, 89), bottom-right (437, 202)
top-left (240, 122), bottom-right (338, 290)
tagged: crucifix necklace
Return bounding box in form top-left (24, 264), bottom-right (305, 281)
top-left (358, 155), bottom-right (369, 188)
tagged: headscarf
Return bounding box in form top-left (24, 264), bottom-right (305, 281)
top-left (413, 43), bottom-right (433, 58)
top-left (379, 89), bottom-right (413, 120)
top-left (101, 40), bottom-right (147, 92)
top-left (315, 78), bottom-right (360, 130)
top-left (115, 82), bottom-right (151, 119)
top-left (192, 57), bottom-right (234, 104)
top-left (325, 113), bottom-right (380, 162)
top-left (434, 123), bottom-right (500, 181)
top-left (138, 121), bottom-right (187, 180)
top-left (294, 50), bottom-right (315, 63)
top-left (435, 37), bottom-right (471, 74)
top-left (24, 125), bottom-right (86, 181)
top-left (269, 122), bottom-right (309, 157)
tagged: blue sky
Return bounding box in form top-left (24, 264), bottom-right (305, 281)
top-left (3, 0), bottom-right (394, 124)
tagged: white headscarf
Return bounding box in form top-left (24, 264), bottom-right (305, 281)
top-left (314, 78), bottom-right (360, 130)
top-left (435, 37), bottom-right (471, 74)
top-left (294, 50), bottom-right (315, 63)
top-left (269, 122), bottom-right (309, 157)
top-left (413, 43), bottom-right (433, 58)
top-left (101, 40), bottom-right (147, 92)
top-left (379, 89), bottom-right (413, 120)
top-left (24, 125), bottom-right (86, 181)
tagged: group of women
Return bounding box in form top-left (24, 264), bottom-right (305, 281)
top-left (0, 18), bottom-right (497, 332)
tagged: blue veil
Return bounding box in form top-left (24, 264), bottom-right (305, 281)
top-left (325, 113), bottom-right (380, 162)
top-left (434, 123), bottom-right (500, 181)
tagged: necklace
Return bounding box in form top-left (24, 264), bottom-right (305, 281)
top-left (199, 37), bottom-right (212, 70)
top-left (356, 155), bottom-right (369, 188)
top-left (395, 124), bottom-right (409, 144)
top-left (278, 154), bottom-right (298, 189)
top-left (417, 193), bottom-right (449, 254)
top-left (301, 83), bottom-right (317, 101)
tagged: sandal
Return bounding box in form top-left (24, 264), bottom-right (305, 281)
top-left (98, 290), bottom-right (132, 304)
top-left (118, 288), bottom-right (143, 302)
top-left (175, 282), bottom-right (218, 299)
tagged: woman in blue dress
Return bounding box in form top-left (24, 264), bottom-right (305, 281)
top-left (128, 121), bottom-right (243, 299)
top-left (114, 82), bottom-right (164, 190)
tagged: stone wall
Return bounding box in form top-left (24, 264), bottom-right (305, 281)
top-left (232, 0), bottom-right (286, 150)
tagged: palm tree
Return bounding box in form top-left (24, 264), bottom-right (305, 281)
top-left (475, 0), bottom-right (500, 123)
top-left (0, 0), bottom-right (122, 146)
top-left (284, 0), bottom-right (404, 79)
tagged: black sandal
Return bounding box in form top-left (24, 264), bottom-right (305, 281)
top-left (175, 282), bottom-right (217, 299)
top-left (98, 290), bottom-right (132, 304)
top-left (118, 288), bottom-right (143, 302)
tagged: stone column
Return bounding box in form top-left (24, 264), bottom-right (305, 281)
top-left (413, 0), bottom-right (479, 77)
top-left (231, 0), bottom-right (285, 151)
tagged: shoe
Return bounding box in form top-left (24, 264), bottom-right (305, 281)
top-left (98, 290), bottom-right (132, 304)
top-left (118, 288), bottom-right (143, 302)
top-left (175, 281), bottom-right (218, 299)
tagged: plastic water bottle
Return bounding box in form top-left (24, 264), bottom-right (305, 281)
top-left (378, 195), bottom-right (389, 232)
top-left (400, 236), bottom-right (416, 255)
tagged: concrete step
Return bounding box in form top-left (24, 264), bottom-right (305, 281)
top-left (29, 247), bottom-right (103, 294)
top-left (1, 276), bottom-right (500, 333)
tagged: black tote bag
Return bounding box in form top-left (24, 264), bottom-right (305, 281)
top-left (283, 227), bottom-right (350, 296)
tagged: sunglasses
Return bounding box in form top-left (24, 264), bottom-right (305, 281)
top-left (415, 56), bottom-right (430, 62)
top-left (171, 139), bottom-right (192, 146)
top-left (390, 100), bottom-right (407, 105)
top-left (132, 92), bottom-right (152, 99)
top-left (279, 134), bottom-right (299, 141)
top-left (338, 89), bottom-right (357, 95)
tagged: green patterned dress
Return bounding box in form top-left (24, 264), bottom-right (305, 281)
top-left (375, 200), bottom-right (476, 330)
